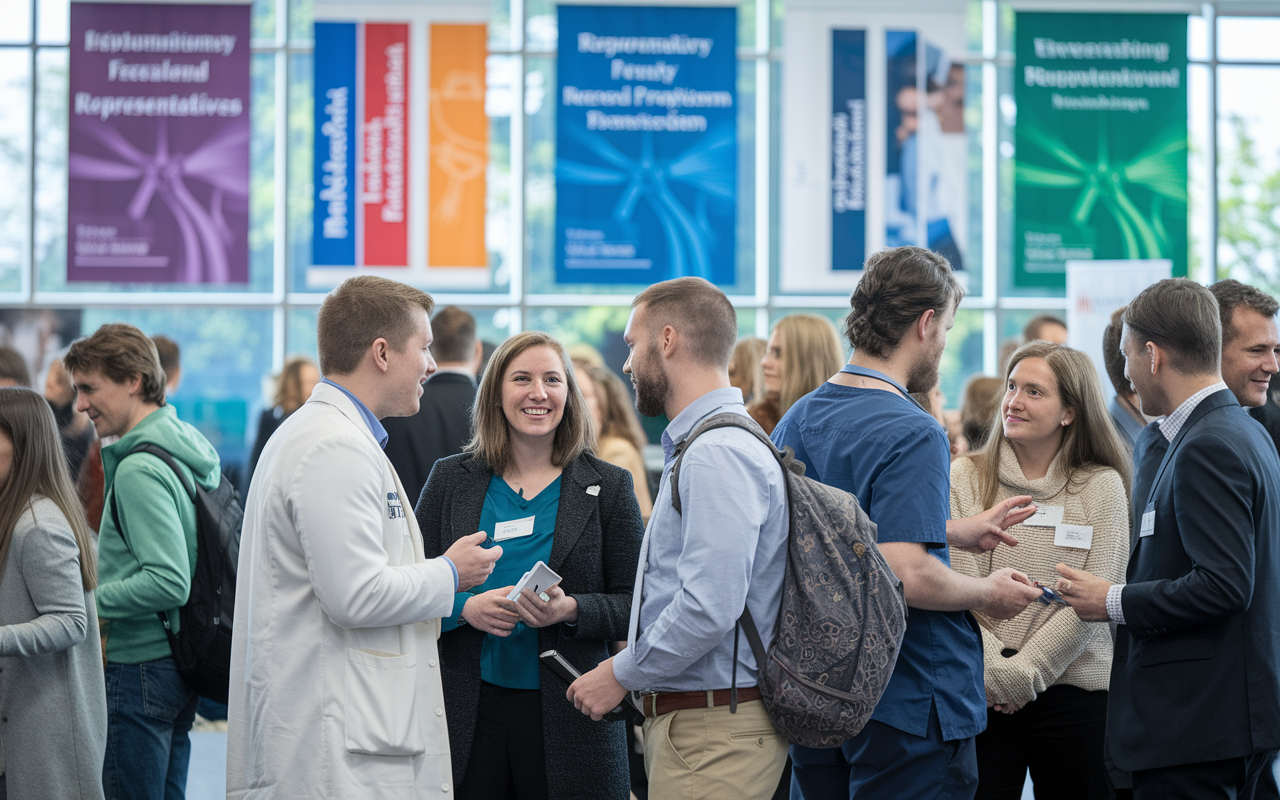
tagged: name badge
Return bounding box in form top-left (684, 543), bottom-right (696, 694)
top-left (494, 515), bottom-right (536, 542)
top-left (1054, 524), bottom-right (1093, 550)
top-left (1140, 504), bottom-right (1156, 538)
top-left (1024, 505), bottom-right (1064, 527)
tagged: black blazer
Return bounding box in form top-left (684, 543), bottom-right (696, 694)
top-left (1110, 389), bottom-right (1280, 772)
top-left (414, 451), bottom-right (643, 800)
top-left (384, 372), bottom-right (476, 507)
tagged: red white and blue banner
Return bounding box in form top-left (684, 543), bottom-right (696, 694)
top-left (313, 20), bottom-right (410, 268)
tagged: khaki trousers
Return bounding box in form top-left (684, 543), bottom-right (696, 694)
top-left (642, 698), bottom-right (788, 800)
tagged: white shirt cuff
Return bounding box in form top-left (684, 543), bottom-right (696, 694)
top-left (1105, 583), bottom-right (1126, 624)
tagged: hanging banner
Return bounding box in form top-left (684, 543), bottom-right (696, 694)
top-left (429, 23), bottom-right (487, 268)
top-left (310, 6), bottom-right (490, 288)
top-left (313, 20), bottom-right (410, 268)
top-left (1014, 12), bottom-right (1188, 289)
top-left (67, 1), bottom-right (251, 284)
top-left (780, 6), bottom-right (968, 294)
top-left (312, 21), bottom-right (357, 268)
top-left (554, 5), bottom-right (737, 286)
top-left (831, 29), bottom-right (866, 271)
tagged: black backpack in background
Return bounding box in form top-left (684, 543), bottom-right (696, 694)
top-left (670, 413), bottom-right (908, 747)
top-left (109, 443), bottom-right (242, 704)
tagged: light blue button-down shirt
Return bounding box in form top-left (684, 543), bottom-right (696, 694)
top-left (612, 387), bottom-right (789, 693)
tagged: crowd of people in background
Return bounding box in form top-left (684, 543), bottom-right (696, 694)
top-left (2, 246), bottom-right (1280, 800)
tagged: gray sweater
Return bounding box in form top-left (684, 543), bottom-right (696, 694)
top-left (0, 496), bottom-right (107, 800)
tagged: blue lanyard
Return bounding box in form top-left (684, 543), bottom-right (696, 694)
top-left (839, 364), bottom-right (930, 415)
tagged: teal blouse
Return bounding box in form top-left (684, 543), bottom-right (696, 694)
top-left (443, 474), bottom-right (561, 690)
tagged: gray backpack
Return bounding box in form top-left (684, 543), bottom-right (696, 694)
top-left (671, 413), bottom-right (908, 747)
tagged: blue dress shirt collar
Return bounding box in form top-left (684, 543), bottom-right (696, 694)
top-left (660, 386), bottom-right (746, 464)
top-left (320, 377), bottom-right (389, 449)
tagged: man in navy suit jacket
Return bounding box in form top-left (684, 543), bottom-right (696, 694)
top-left (1057, 278), bottom-right (1280, 799)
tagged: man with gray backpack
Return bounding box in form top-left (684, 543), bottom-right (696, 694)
top-left (773, 246), bottom-right (1044, 799)
top-left (569, 277), bottom-right (793, 799)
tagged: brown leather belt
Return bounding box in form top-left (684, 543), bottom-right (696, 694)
top-left (640, 687), bottom-right (762, 719)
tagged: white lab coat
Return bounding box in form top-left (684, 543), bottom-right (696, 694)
top-left (227, 383), bottom-right (456, 799)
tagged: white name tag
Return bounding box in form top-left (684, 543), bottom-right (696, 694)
top-left (1140, 508), bottom-right (1156, 538)
top-left (1024, 505), bottom-right (1065, 527)
top-left (494, 515), bottom-right (536, 542)
top-left (1054, 524), bottom-right (1093, 550)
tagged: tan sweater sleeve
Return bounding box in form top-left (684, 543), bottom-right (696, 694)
top-left (986, 468), bottom-right (1130, 707)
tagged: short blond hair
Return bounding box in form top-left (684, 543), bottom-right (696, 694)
top-left (317, 276), bottom-right (434, 376)
top-left (467, 332), bottom-right (596, 473)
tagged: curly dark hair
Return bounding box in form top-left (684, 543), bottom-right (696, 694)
top-left (844, 246), bottom-right (965, 358)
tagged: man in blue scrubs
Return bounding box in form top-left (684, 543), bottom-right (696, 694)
top-left (773, 246), bottom-right (1042, 799)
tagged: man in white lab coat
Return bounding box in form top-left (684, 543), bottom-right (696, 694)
top-left (227, 276), bottom-right (501, 799)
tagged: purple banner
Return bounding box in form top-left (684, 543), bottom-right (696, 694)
top-left (68, 2), bottom-right (251, 284)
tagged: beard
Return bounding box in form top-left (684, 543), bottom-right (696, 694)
top-left (905, 342), bottom-right (943, 394)
top-left (632, 341), bottom-right (671, 418)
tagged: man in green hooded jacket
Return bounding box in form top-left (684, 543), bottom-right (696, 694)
top-left (65, 323), bottom-right (222, 800)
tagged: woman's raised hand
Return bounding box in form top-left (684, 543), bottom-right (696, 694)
top-left (461, 588), bottom-right (521, 636)
top-left (514, 585), bottom-right (579, 628)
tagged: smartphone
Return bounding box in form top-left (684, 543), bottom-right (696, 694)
top-left (539, 649), bottom-right (643, 723)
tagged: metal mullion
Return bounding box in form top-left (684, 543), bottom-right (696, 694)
top-left (983, 0), bottom-right (999, 372)
top-left (22, 0), bottom-right (37, 304)
top-left (32, 291), bottom-right (280, 306)
top-left (25, 297), bottom-right (281, 309)
top-left (1208, 2), bottom-right (1219, 284)
top-left (24, 37), bottom-right (36, 303)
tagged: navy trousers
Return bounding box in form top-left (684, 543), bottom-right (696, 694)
top-left (790, 705), bottom-right (978, 800)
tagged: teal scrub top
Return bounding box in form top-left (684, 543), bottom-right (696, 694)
top-left (443, 475), bottom-right (561, 690)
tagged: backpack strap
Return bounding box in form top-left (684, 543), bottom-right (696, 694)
top-left (106, 442), bottom-right (196, 638)
top-left (668, 412), bottom-right (802, 515)
top-left (667, 412), bottom-right (795, 710)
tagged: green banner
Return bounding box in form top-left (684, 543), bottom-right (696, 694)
top-left (1014, 13), bottom-right (1187, 289)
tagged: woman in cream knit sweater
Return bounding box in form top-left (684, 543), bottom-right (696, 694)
top-left (951, 341), bottom-right (1131, 799)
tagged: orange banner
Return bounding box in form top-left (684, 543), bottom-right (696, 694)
top-left (429, 24), bottom-right (487, 267)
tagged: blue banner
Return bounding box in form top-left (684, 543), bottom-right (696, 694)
top-left (313, 22), bottom-right (357, 267)
top-left (831, 30), bottom-right (866, 270)
top-left (555, 5), bottom-right (737, 286)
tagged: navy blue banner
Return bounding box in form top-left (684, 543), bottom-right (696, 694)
top-left (555, 5), bottom-right (737, 286)
top-left (831, 29), bottom-right (866, 271)
top-left (312, 22), bottom-right (356, 267)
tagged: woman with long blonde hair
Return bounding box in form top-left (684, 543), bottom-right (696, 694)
top-left (750, 314), bottom-right (845, 433)
top-left (0, 387), bottom-right (107, 799)
top-left (950, 342), bottom-right (1130, 799)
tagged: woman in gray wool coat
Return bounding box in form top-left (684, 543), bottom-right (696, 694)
top-left (416, 332), bottom-right (643, 800)
top-left (0, 387), bottom-right (108, 800)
